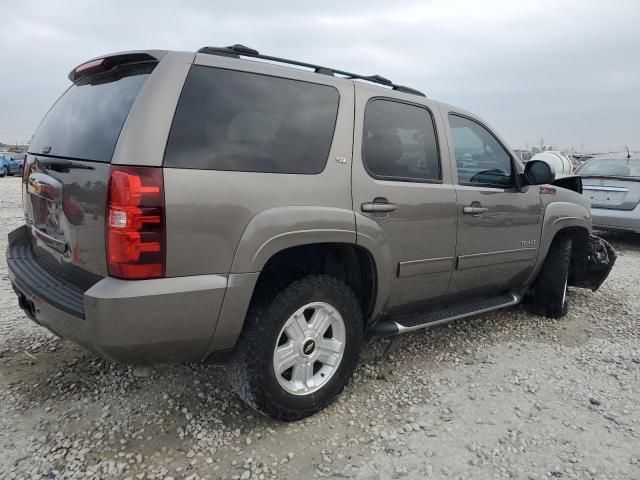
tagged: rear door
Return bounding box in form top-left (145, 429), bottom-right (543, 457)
top-left (23, 55), bottom-right (159, 282)
top-left (352, 87), bottom-right (458, 313)
top-left (443, 110), bottom-right (542, 297)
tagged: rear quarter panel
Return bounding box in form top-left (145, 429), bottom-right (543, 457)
top-left (112, 51), bottom-right (195, 167)
top-left (162, 55), bottom-right (357, 276)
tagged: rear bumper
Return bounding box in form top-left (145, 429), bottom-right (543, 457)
top-left (591, 206), bottom-right (640, 234)
top-left (6, 225), bottom-right (250, 364)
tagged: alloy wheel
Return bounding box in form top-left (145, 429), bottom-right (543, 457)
top-left (273, 302), bottom-right (346, 396)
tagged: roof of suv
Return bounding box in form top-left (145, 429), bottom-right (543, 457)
top-left (71, 45), bottom-right (426, 99)
top-left (196, 44), bottom-right (426, 98)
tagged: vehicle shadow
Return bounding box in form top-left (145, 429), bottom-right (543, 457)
top-left (595, 230), bottom-right (640, 253)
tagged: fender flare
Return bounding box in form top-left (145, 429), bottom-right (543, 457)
top-left (229, 206), bottom-right (393, 319)
top-left (231, 206), bottom-right (356, 273)
top-left (353, 212), bottom-right (394, 318)
top-left (528, 201), bottom-right (591, 283)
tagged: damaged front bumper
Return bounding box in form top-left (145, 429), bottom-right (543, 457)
top-left (572, 235), bottom-right (617, 291)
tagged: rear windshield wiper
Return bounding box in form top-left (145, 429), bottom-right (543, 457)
top-left (37, 158), bottom-right (95, 172)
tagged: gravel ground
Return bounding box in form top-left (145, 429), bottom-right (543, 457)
top-left (1, 175), bottom-right (638, 480)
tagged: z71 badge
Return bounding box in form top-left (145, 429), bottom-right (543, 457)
top-left (521, 239), bottom-right (537, 247)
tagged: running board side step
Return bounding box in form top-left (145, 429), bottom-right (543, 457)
top-left (371, 292), bottom-right (521, 336)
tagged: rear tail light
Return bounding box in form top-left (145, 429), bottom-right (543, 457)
top-left (106, 166), bottom-right (165, 280)
top-left (22, 154), bottom-right (33, 184)
top-left (71, 58), bottom-right (109, 81)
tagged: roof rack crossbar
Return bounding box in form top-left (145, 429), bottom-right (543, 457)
top-left (197, 45), bottom-right (426, 97)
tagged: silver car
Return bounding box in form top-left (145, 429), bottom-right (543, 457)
top-left (577, 154), bottom-right (640, 233)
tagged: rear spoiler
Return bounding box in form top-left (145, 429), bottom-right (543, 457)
top-left (68, 50), bottom-right (167, 82)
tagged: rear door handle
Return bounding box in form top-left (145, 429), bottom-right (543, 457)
top-left (463, 206), bottom-right (488, 215)
top-left (361, 198), bottom-right (398, 213)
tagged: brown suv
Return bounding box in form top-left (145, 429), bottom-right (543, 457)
top-left (6, 45), bottom-right (615, 420)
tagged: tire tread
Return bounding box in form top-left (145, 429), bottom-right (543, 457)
top-left (530, 236), bottom-right (573, 318)
top-left (227, 274), bottom-right (363, 421)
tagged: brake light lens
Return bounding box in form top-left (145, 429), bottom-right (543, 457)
top-left (73, 58), bottom-right (108, 79)
top-left (22, 154), bottom-right (34, 184)
top-left (106, 166), bottom-right (165, 280)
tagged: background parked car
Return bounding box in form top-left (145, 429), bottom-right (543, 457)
top-left (513, 149), bottom-right (533, 162)
top-left (0, 153), bottom-right (23, 177)
top-left (576, 152), bottom-right (640, 233)
top-left (569, 153), bottom-right (593, 169)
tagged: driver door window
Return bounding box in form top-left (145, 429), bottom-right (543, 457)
top-left (448, 114), bottom-right (513, 187)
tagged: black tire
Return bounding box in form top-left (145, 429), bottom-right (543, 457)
top-left (529, 236), bottom-right (573, 318)
top-left (0, 167), bottom-right (6, 178)
top-left (227, 274), bottom-right (363, 421)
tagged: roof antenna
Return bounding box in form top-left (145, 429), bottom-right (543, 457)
top-left (625, 146), bottom-right (631, 159)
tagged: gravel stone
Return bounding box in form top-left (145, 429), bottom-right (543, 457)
top-left (133, 365), bottom-right (154, 378)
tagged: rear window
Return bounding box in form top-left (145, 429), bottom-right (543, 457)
top-left (29, 62), bottom-right (154, 162)
top-left (578, 158), bottom-right (640, 177)
top-left (163, 65), bottom-right (340, 174)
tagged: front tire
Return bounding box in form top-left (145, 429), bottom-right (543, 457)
top-left (529, 236), bottom-right (573, 318)
top-left (227, 275), bottom-right (363, 421)
top-left (0, 167), bottom-right (6, 178)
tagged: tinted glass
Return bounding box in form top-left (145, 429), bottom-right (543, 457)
top-left (164, 66), bottom-right (340, 174)
top-left (577, 158), bottom-right (640, 177)
top-left (362, 100), bottom-right (440, 181)
top-left (30, 63), bottom-right (154, 162)
top-left (449, 114), bottom-right (513, 187)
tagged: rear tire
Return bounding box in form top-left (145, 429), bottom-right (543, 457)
top-left (529, 236), bottom-right (572, 318)
top-left (227, 274), bottom-right (363, 421)
top-left (0, 167), bottom-right (6, 178)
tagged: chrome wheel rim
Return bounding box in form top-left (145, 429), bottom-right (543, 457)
top-left (561, 275), bottom-right (568, 307)
top-left (273, 302), bottom-right (346, 396)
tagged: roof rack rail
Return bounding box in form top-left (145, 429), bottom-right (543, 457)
top-left (197, 44), bottom-right (426, 97)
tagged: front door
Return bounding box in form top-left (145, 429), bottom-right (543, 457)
top-left (352, 89), bottom-right (458, 313)
top-left (443, 111), bottom-right (543, 297)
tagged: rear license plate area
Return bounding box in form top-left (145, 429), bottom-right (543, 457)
top-left (585, 189), bottom-right (625, 206)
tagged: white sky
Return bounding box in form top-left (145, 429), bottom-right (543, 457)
top-left (1, 0), bottom-right (638, 152)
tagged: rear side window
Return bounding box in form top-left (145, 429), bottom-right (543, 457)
top-left (30, 63), bottom-right (154, 162)
top-left (362, 99), bottom-right (440, 182)
top-left (164, 65), bottom-right (340, 174)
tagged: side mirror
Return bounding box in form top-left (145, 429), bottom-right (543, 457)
top-left (524, 160), bottom-right (555, 185)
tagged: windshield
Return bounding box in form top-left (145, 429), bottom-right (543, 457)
top-left (577, 158), bottom-right (640, 178)
top-left (29, 62), bottom-right (154, 162)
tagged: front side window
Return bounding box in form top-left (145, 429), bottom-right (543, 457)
top-left (448, 114), bottom-right (513, 187)
top-left (164, 66), bottom-right (340, 174)
top-left (362, 99), bottom-right (440, 182)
